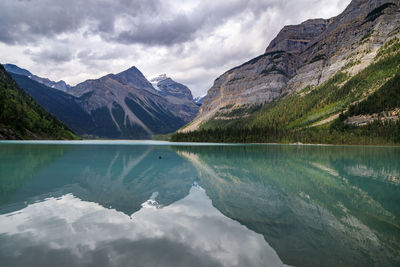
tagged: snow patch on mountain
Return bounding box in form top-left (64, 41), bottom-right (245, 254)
top-left (150, 74), bottom-right (169, 91)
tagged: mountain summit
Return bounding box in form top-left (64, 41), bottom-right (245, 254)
top-left (150, 75), bottom-right (195, 101)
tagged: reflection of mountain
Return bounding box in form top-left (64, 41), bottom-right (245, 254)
top-left (0, 185), bottom-right (286, 267)
top-left (177, 145), bottom-right (400, 267)
top-left (2, 145), bottom-right (197, 215)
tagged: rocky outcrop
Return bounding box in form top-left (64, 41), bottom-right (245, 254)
top-left (265, 19), bottom-right (330, 54)
top-left (344, 108), bottom-right (400, 126)
top-left (184, 0), bottom-right (400, 132)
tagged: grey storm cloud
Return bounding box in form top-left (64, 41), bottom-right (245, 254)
top-left (0, 0), bottom-right (159, 45)
top-left (0, 0), bottom-right (280, 46)
top-left (24, 46), bottom-right (73, 64)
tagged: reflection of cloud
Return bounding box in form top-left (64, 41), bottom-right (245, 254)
top-left (0, 185), bottom-right (287, 267)
top-left (344, 164), bottom-right (400, 185)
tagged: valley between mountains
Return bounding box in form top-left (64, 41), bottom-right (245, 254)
top-left (1, 0), bottom-right (400, 144)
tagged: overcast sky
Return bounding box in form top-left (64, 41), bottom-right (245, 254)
top-left (0, 0), bottom-right (351, 97)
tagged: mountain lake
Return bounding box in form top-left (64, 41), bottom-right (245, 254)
top-left (0, 141), bottom-right (399, 267)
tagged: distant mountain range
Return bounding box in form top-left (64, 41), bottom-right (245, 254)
top-left (176, 0), bottom-right (400, 144)
top-left (5, 64), bottom-right (199, 139)
top-left (3, 64), bottom-right (70, 92)
top-left (194, 95), bottom-right (206, 106)
top-left (9, 73), bottom-right (96, 136)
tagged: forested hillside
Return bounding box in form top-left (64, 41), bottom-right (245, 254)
top-left (0, 65), bottom-right (77, 140)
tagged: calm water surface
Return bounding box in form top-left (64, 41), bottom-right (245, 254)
top-left (0, 141), bottom-right (399, 267)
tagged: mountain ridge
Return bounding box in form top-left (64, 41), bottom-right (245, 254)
top-left (6, 64), bottom-right (199, 139)
top-left (3, 64), bottom-right (71, 92)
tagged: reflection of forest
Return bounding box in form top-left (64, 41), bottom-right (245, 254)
top-left (176, 145), bottom-right (400, 267)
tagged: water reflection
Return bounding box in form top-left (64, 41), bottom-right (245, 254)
top-left (0, 185), bottom-right (285, 267)
top-left (0, 143), bottom-right (399, 267)
top-left (176, 145), bottom-right (400, 267)
top-left (1, 145), bottom-right (197, 215)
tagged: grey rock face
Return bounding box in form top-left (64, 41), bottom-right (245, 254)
top-left (157, 78), bottom-right (194, 100)
top-left (150, 74), bottom-right (199, 121)
top-left (265, 19), bottom-right (330, 54)
top-left (185, 0), bottom-right (400, 132)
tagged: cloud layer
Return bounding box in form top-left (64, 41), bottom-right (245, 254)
top-left (0, 0), bottom-right (351, 96)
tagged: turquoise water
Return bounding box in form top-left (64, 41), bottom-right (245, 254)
top-left (0, 141), bottom-right (399, 266)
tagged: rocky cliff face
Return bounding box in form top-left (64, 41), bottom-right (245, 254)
top-left (265, 18), bottom-right (330, 54)
top-left (184, 0), bottom-right (400, 132)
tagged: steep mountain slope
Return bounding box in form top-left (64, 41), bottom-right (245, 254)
top-left (69, 67), bottom-right (198, 139)
top-left (183, 0), bottom-right (400, 134)
top-left (10, 73), bottom-right (96, 135)
top-left (4, 64), bottom-right (70, 92)
top-left (0, 65), bottom-right (76, 140)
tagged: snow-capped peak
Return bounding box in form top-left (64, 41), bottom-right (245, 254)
top-left (150, 74), bottom-right (168, 83)
top-left (150, 74), bottom-right (169, 91)
top-left (194, 94), bottom-right (206, 104)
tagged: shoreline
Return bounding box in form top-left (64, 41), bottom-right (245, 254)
top-left (0, 139), bottom-right (399, 148)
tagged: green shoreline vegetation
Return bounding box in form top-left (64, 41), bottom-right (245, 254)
top-left (171, 39), bottom-right (400, 145)
top-left (0, 65), bottom-right (77, 140)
